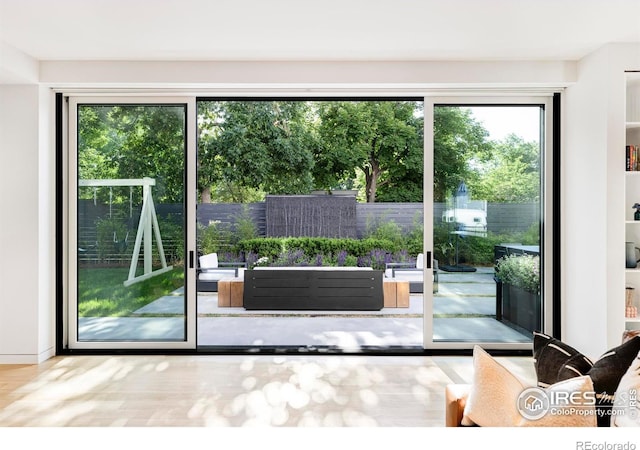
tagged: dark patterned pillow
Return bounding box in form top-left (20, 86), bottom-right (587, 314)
top-left (533, 332), bottom-right (594, 386)
top-left (533, 332), bottom-right (640, 427)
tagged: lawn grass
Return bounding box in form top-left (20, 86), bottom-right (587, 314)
top-left (78, 266), bottom-right (184, 317)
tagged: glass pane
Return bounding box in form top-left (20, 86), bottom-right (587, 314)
top-left (196, 100), bottom-right (425, 350)
top-left (76, 104), bottom-right (186, 342)
top-left (432, 105), bottom-right (542, 343)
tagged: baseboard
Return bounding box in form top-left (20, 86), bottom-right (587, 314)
top-left (0, 347), bottom-right (55, 364)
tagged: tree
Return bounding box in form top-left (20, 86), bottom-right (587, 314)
top-left (375, 104), bottom-right (424, 202)
top-left (433, 106), bottom-right (492, 202)
top-left (198, 101), bottom-right (317, 202)
top-left (78, 105), bottom-right (119, 182)
top-left (108, 105), bottom-right (186, 203)
top-left (208, 180), bottom-right (265, 204)
top-left (469, 134), bottom-right (540, 202)
top-left (78, 105), bottom-right (186, 203)
top-left (316, 101), bottom-right (422, 203)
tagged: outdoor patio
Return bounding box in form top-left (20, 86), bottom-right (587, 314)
top-left (78, 266), bottom-right (532, 349)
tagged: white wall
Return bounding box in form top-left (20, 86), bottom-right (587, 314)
top-left (37, 86), bottom-right (55, 360)
top-left (0, 85), bottom-right (55, 363)
top-left (2, 56), bottom-right (616, 363)
top-left (564, 43), bottom-right (640, 358)
top-left (0, 42), bottom-right (38, 84)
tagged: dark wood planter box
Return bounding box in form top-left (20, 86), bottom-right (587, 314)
top-left (243, 268), bottom-right (384, 311)
top-left (500, 283), bottom-right (541, 334)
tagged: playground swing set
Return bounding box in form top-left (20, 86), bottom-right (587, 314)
top-left (79, 177), bottom-right (173, 286)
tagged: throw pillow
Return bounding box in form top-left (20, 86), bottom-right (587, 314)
top-left (611, 349), bottom-right (640, 427)
top-left (533, 331), bottom-right (594, 386)
top-left (461, 345), bottom-right (527, 426)
top-left (532, 332), bottom-right (640, 426)
top-left (520, 376), bottom-right (597, 427)
top-left (462, 345), bottom-right (596, 427)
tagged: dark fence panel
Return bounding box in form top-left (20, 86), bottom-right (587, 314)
top-left (356, 203), bottom-right (424, 238)
top-left (486, 203), bottom-right (539, 233)
top-left (265, 195), bottom-right (357, 238)
top-left (78, 200), bottom-right (184, 265)
top-left (196, 202), bottom-right (266, 236)
top-left (356, 202), bottom-right (538, 235)
top-left (79, 199), bottom-right (540, 263)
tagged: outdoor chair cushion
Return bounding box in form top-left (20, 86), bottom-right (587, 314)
top-left (199, 268), bottom-right (238, 281)
top-left (199, 253), bottom-right (219, 269)
top-left (198, 253), bottom-right (246, 282)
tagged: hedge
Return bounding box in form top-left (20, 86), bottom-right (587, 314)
top-left (235, 237), bottom-right (403, 261)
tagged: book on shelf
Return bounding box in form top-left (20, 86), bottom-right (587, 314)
top-left (627, 145), bottom-right (639, 171)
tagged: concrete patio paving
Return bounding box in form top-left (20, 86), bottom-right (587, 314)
top-left (78, 266), bottom-right (532, 347)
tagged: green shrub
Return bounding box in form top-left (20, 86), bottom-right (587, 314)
top-left (235, 236), bottom-right (405, 268)
top-left (231, 206), bottom-right (258, 244)
top-left (341, 254), bottom-right (358, 267)
top-left (433, 224), bottom-right (456, 265)
top-left (235, 238), bottom-right (284, 260)
top-left (495, 254), bottom-right (540, 294)
top-left (157, 217), bottom-right (184, 264)
top-left (365, 218), bottom-right (404, 245)
top-left (405, 215), bottom-right (424, 256)
top-left (520, 223), bottom-right (540, 245)
top-left (237, 237), bottom-right (400, 260)
top-left (198, 220), bottom-right (232, 255)
top-left (434, 222), bottom-right (540, 267)
top-left (95, 216), bottom-right (129, 259)
top-left (460, 234), bottom-right (498, 265)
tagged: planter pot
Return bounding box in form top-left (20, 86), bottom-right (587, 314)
top-left (501, 283), bottom-right (541, 334)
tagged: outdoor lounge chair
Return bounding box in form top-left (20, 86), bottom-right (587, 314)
top-left (385, 253), bottom-right (439, 293)
top-left (196, 252), bottom-right (247, 292)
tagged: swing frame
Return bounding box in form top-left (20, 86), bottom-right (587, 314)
top-left (79, 177), bottom-right (173, 286)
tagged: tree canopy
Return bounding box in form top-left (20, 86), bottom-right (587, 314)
top-left (198, 101), bottom-right (316, 202)
top-left (315, 101), bottom-right (423, 203)
top-left (78, 105), bottom-right (186, 203)
top-left (432, 106), bottom-right (493, 202)
top-left (467, 134), bottom-right (540, 202)
top-left (77, 101), bottom-right (541, 206)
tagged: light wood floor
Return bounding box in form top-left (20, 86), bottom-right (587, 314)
top-left (0, 353), bottom-right (536, 427)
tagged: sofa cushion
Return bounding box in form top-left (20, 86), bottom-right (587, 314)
top-left (461, 345), bottom-right (526, 426)
top-left (612, 349), bottom-right (640, 427)
top-left (533, 331), bottom-right (594, 386)
top-left (533, 332), bottom-right (640, 426)
top-left (462, 345), bottom-right (596, 427)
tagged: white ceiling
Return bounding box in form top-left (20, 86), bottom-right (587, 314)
top-left (1, 0), bottom-right (640, 62)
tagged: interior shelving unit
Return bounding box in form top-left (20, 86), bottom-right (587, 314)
top-left (624, 72), bottom-right (640, 330)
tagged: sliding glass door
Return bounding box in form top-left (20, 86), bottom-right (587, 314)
top-left (67, 97), bottom-right (196, 349)
top-left (63, 93), bottom-right (554, 352)
top-left (424, 97), bottom-right (554, 349)
top-left (195, 98), bottom-right (426, 351)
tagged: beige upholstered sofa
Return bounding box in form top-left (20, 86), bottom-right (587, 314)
top-left (445, 384), bottom-right (471, 427)
top-left (445, 334), bottom-right (640, 427)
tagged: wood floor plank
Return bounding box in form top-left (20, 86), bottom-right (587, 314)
top-left (0, 354), bottom-right (535, 427)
